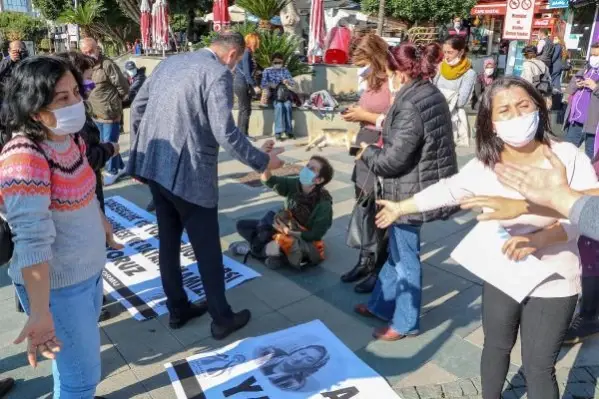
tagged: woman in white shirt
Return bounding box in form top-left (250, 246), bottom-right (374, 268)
top-left (371, 76), bottom-right (598, 399)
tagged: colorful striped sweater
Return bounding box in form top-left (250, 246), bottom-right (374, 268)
top-left (0, 135), bottom-right (105, 289)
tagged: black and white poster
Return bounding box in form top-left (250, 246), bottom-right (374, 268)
top-left (103, 196), bottom-right (261, 321)
top-left (165, 320), bottom-right (402, 398)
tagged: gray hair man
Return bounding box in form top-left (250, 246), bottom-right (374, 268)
top-left (80, 37), bottom-right (130, 185)
top-left (127, 32), bottom-right (285, 339)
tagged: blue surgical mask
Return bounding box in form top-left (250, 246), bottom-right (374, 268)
top-left (299, 167), bottom-right (316, 185)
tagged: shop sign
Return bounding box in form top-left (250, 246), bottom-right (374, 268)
top-left (503, 0), bottom-right (536, 40)
top-left (548, 0), bottom-right (569, 8)
top-left (533, 18), bottom-right (555, 27)
top-left (471, 1), bottom-right (552, 16)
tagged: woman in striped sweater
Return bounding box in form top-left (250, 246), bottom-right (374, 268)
top-left (0, 56), bottom-right (116, 399)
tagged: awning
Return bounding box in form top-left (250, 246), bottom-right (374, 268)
top-left (471, 0), bottom-right (552, 16)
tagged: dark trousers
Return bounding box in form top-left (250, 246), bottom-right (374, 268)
top-left (234, 82), bottom-right (253, 136)
top-left (354, 185), bottom-right (388, 271)
top-left (481, 283), bottom-right (577, 399)
top-left (564, 122), bottom-right (595, 160)
top-left (148, 181), bottom-right (233, 325)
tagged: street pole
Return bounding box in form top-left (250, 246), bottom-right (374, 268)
top-left (74, 0), bottom-right (80, 48)
top-left (377, 0), bottom-right (385, 36)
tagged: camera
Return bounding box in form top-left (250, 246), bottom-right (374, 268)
top-left (19, 49), bottom-right (28, 60)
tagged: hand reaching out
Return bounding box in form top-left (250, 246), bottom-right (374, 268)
top-left (375, 200), bottom-right (403, 228)
top-left (460, 196), bottom-right (528, 221)
top-left (14, 310), bottom-right (62, 368)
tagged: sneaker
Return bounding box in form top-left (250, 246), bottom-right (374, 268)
top-left (169, 302), bottom-right (209, 330)
top-left (264, 241), bottom-right (281, 257)
top-left (211, 309), bottom-right (251, 340)
top-left (229, 241), bottom-right (250, 256)
top-left (563, 316), bottom-right (599, 344)
top-left (286, 133), bottom-right (295, 140)
top-left (104, 169), bottom-right (126, 186)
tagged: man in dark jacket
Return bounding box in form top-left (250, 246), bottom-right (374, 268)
top-left (123, 61), bottom-right (147, 107)
top-left (536, 29), bottom-right (555, 68)
top-left (0, 41), bottom-right (27, 94)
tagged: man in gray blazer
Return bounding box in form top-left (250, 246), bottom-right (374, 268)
top-left (128, 32), bottom-right (284, 340)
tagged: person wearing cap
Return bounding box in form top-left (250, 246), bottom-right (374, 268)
top-left (471, 57), bottom-right (496, 110)
top-left (123, 61), bottom-right (147, 108)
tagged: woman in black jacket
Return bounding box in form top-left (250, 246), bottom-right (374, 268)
top-left (57, 51), bottom-right (118, 212)
top-left (354, 43), bottom-right (458, 341)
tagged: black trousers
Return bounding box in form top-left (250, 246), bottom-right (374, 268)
top-left (481, 283), bottom-right (577, 399)
top-left (354, 185), bottom-right (388, 271)
top-left (148, 181), bottom-right (233, 325)
top-left (234, 82), bottom-right (253, 136)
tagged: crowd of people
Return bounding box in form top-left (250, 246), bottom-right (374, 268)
top-left (0, 27), bottom-right (598, 399)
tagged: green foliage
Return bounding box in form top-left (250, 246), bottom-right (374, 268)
top-left (254, 31), bottom-right (310, 77)
top-left (170, 13), bottom-right (189, 33)
top-left (361, 0), bottom-right (477, 24)
top-left (0, 11), bottom-right (46, 43)
top-left (39, 37), bottom-right (51, 50)
top-left (58, 0), bottom-right (106, 38)
top-left (195, 27), bottom-right (309, 77)
top-left (32, 0), bottom-right (70, 21)
top-left (235, 0), bottom-right (290, 23)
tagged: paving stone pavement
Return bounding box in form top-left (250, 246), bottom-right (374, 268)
top-left (2, 134), bottom-right (599, 399)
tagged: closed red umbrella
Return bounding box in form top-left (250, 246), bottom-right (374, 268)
top-left (140, 0), bottom-right (151, 51)
top-left (308, 0), bottom-right (325, 64)
top-left (213, 0), bottom-right (231, 32)
top-left (152, 0), bottom-right (170, 55)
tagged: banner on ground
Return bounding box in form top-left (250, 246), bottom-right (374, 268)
top-left (165, 320), bottom-right (402, 399)
top-left (103, 196), bottom-right (261, 321)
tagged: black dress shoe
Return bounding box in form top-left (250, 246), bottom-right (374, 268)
top-left (169, 302), bottom-right (209, 330)
top-left (355, 273), bottom-right (377, 294)
top-left (341, 256), bottom-right (373, 283)
top-left (98, 308), bottom-right (112, 322)
top-left (0, 377), bottom-right (14, 398)
top-left (146, 199), bottom-right (156, 212)
top-left (211, 309), bottom-right (251, 340)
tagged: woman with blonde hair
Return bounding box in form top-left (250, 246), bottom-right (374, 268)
top-left (340, 33), bottom-right (395, 293)
top-left (234, 32), bottom-right (261, 138)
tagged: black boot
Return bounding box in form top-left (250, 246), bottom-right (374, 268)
top-left (355, 273), bottom-right (377, 294)
top-left (341, 254), bottom-right (374, 283)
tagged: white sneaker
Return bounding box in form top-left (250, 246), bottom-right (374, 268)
top-left (103, 169), bottom-right (125, 186)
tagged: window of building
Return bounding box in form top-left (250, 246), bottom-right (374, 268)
top-left (3, 0), bottom-right (29, 13)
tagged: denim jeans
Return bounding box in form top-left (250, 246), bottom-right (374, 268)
top-left (274, 100), bottom-right (293, 136)
top-left (564, 122), bottom-right (595, 160)
top-left (367, 223), bottom-right (422, 334)
top-left (148, 180), bottom-right (234, 325)
top-left (15, 273), bottom-right (103, 399)
top-left (95, 121), bottom-right (124, 174)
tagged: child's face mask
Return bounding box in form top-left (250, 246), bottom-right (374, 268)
top-left (299, 167), bottom-right (317, 185)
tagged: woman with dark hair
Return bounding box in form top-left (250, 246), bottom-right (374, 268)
top-left (340, 33), bottom-right (394, 293)
top-left (374, 76), bottom-right (598, 398)
top-left (435, 35), bottom-right (477, 147)
top-left (0, 56), bottom-right (117, 398)
top-left (353, 42), bottom-right (458, 340)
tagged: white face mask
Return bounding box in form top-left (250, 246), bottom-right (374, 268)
top-left (446, 56), bottom-right (461, 66)
top-left (454, 22), bottom-right (462, 30)
top-left (589, 55), bottom-right (599, 68)
top-left (388, 75), bottom-right (399, 94)
top-left (46, 100), bottom-right (86, 136)
top-left (484, 68), bottom-right (495, 77)
top-left (493, 111), bottom-right (539, 148)
top-left (126, 69), bottom-right (137, 77)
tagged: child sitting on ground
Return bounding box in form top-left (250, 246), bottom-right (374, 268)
top-left (230, 155), bottom-right (334, 270)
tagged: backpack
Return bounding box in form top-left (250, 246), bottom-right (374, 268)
top-left (530, 60), bottom-right (552, 96)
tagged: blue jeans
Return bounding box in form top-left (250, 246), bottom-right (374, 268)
top-left (367, 224), bottom-right (422, 335)
top-left (95, 121), bottom-right (124, 174)
top-left (15, 273), bottom-right (103, 399)
top-left (274, 100), bottom-right (293, 136)
top-left (564, 122), bottom-right (595, 160)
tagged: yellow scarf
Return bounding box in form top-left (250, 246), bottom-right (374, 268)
top-left (440, 57), bottom-right (472, 81)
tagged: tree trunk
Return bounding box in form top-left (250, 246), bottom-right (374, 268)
top-left (115, 0), bottom-right (141, 24)
top-left (377, 0), bottom-right (385, 36)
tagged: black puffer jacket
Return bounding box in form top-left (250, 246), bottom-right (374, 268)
top-left (361, 78), bottom-right (458, 224)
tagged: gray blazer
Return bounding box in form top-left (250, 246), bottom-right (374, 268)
top-left (563, 67), bottom-right (599, 135)
top-left (127, 49), bottom-right (269, 208)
